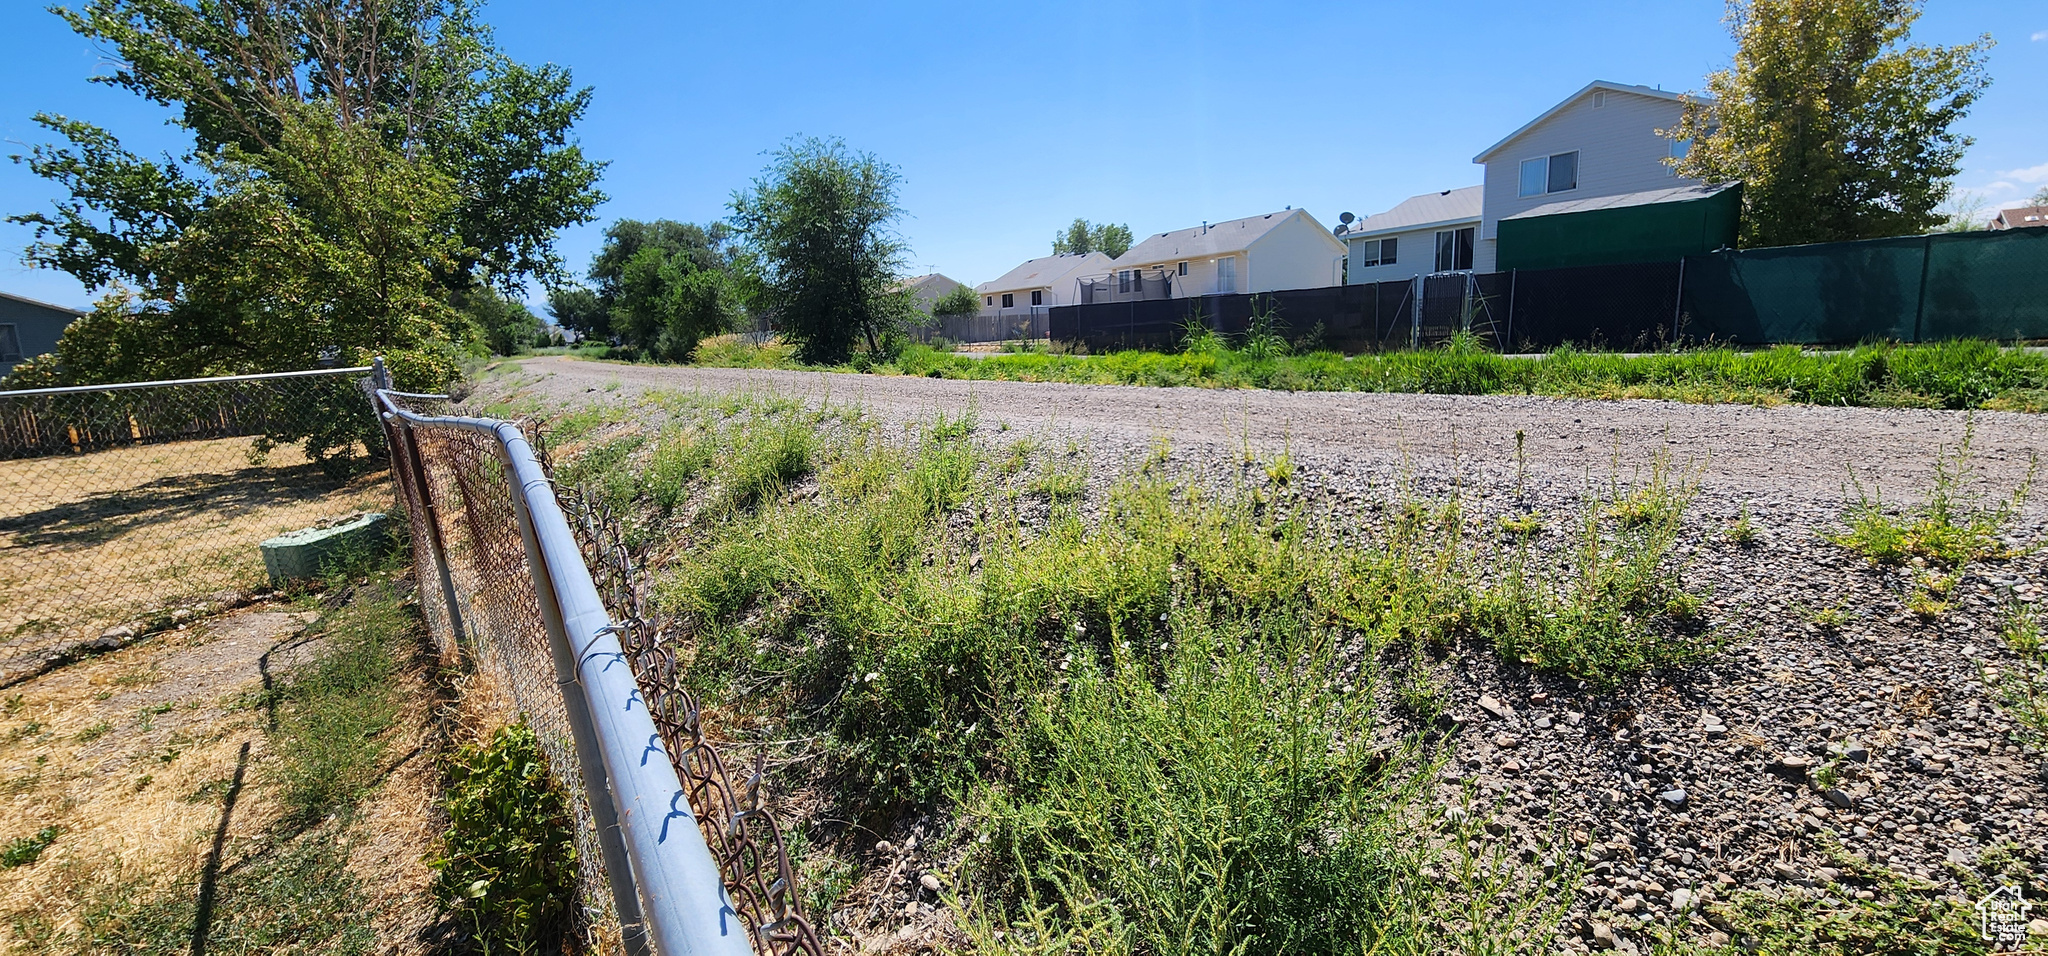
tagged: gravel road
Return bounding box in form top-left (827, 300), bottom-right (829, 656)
top-left (492, 356), bottom-right (2048, 952)
top-left (503, 356), bottom-right (2047, 515)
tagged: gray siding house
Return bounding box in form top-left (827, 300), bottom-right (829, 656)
top-left (1472, 81), bottom-right (1701, 272)
top-left (0, 291), bottom-right (86, 377)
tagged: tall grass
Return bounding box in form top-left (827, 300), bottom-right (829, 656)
top-left (532, 388), bottom-right (1727, 950)
top-left (687, 335), bottom-right (2048, 411)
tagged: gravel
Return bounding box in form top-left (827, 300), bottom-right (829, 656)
top-left (492, 357), bottom-right (2048, 951)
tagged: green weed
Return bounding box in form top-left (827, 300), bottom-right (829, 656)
top-left (1833, 419), bottom-right (2034, 568)
top-left (1, 826), bottom-right (59, 868)
top-left (430, 721), bottom-right (578, 953)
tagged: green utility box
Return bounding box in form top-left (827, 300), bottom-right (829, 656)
top-left (260, 512), bottom-right (393, 586)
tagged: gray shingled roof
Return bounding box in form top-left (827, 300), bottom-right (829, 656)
top-left (1116, 209), bottom-right (1309, 265)
top-left (1500, 182), bottom-right (1735, 220)
top-left (975, 252), bottom-right (1114, 294)
top-left (1339, 186), bottom-right (1482, 240)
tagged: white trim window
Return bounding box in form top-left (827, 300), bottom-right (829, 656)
top-left (1352, 237), bottom-right (1398, 268)
top-left (1518, 150), bottom-right (1580, 198)
top-left (1030, 290), bottom-right (1043, 306)
top-left (1001, 293), bottom-right (1014, 308)
top-left (0, 323), bottom-right (18, 362)
top-left (1117, 270), bottom-right (1133, 293)
top-left (1213, 256), bottom-right (1236, 294)
top-left (1176, 261), bottom-right (1188, 276)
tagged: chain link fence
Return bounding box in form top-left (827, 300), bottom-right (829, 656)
top-left (0, 368), bottom-right (387, 681)
top-left (378, 376), bottom-right (823, 956)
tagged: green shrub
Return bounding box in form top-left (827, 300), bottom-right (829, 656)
top-left (431, 722), bottom-right (578, 953)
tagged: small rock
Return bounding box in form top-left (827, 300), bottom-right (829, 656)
top-left (1671, 888), bottom-right (1696, 912)
top-left (1589, 920), bottom-right (1618, 950)
top-left (1535, 716), bottom-right (1554, 729)
top-left (919, 874), bottom-right (941, 892)
top-left (1771, 861), bottom-right (1801, 881)
top-left (99, 625), bottom-right (136, 641)
top-left (903, 900), bottom-right (919, 918)
top-left (1479, 695), bottom-right (1516, 721)
top-left (2029, 918), bottom-right (2048, 938)
top-left (1822, 788), bottom-right (1855, 810)
top-left (1769, 755), bottom-right (1811, 781)
top-left (1495, 733), bottom-right (1520, 748)
top-left (1659, 789), bottom-right (1688, 810)
top-left (874, 840), bottom-right (894, 854)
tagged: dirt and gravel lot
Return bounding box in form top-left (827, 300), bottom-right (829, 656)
top-left (503, 356), bottom-right (2048, 511)
top-left (493, 356), bottom-right (2048, 952)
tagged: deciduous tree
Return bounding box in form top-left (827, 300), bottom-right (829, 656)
top-left (1666, 0), bottom-right (1992, 246)
top-left (728, 137), bottom-right (909, 364)
top-left (1051, 218), bottom-right (1133, 258)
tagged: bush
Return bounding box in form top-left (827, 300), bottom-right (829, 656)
top-left (431, 722), bottom-right (579, 952)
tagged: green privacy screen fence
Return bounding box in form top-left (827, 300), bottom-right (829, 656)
top-left (1679, 226), bottom-right (2048, 345)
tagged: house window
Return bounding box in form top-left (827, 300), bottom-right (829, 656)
top-left (1547, 150), bottom-right (1578, 193)
top-left (1667, 138), bottom-right (1692, 174)
top-left (1519, 151), bottom-right (1580, 197)
top-left (1593, 91), bottom-right (1607, 108)
top-left (1001, 293), bottom-right (1014, 308)
top-left (1177, 261), bottom-right (1188, 276)
top-left (1215, 256), bottom-right (1236, 294)
top-left (985, 296), bottom-right (992, 306)
top-left (1117, 270), bottom-right (1133, 293)
top-left (1434, 227), bottom-right (1475, 272)
top-left (1354, 237), bottom-right (1399, 268)
top-left (0, 324), bottom-right (18, 362)
top-left (1031, 290), bottom-right (1042, 306)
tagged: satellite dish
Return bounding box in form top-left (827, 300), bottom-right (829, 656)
top-left (1333, 224), bottom-right (1348, 236)
top-left (1338, 211), bottom-right (1356, 224)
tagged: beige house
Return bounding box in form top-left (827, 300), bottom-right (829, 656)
top-left (975, 252), bottom-right (1113, 318)
top-left (1106, 209), bottom-right (1345, 299)
top-left (894, 273), bottom-right (969, 313)
top-left (1472, 81), bottom-right (1704, 272)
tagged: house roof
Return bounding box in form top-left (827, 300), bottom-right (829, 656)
top-left (0, 290), bottom-right (87, 315)
top-left (1338, 186), bottom-right (1482, 241)
top-left (1500, 182), bottom-right (1737, 221)
top-left (893, 273), bottom-right (966, 294)
top-left (1992, 205), bottom-right (2048, 229)
top-left (975, 252), bottom-right (1113, 294)
top-left (1473, 80), bottom-right (1701, 164)
top-left (1116, 209), bottom-right (1327, 265)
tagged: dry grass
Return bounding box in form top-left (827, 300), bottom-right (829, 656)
top-left (0, 437), bottom-right (390, 649)
top-left (0, 597), bottom-right (447, 954)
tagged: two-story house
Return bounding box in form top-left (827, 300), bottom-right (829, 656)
top-left (1473, 80), bottom-right (1714, 271)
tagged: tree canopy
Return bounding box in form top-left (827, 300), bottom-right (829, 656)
top-left (931, 284), bottom-right (980, 318)
top-left (728, 137), bottom-right (910, 364)
top-left (7, 0), bottom-right (605, 389)
top-left (1667, 0), bottom-right (1992, 247)
top-left (1051, 218), bottom-right (1133, 258)
top-left (565, 219), bottom-right (750, 361)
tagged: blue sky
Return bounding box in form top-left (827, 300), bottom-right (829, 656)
top-left (2, 0), bottom-right (2043, 314)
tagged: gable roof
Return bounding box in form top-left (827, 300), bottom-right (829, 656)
top-left (1338, 186), bottom-right (1482, 240)
top-left (893, 273), bottom-right (966, 294)
top-left (1473, 81), bottom-right (1699, 164)
top-left (975, 252), bottom-right (1113, 294)
top-left (1117, 209), bottom-right (1329, 265)
top-left (1501, 182), bottom-right (1737, 221)
top-left (0, 290), bottom-right (87, 316)
top-left (1992, 205), bottom-right (2048, 229)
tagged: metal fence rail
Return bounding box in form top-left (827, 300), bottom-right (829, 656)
top-left (374, 363), bottom-right (817, 956)
top-left (0, 367), bottom-right (386, 675)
